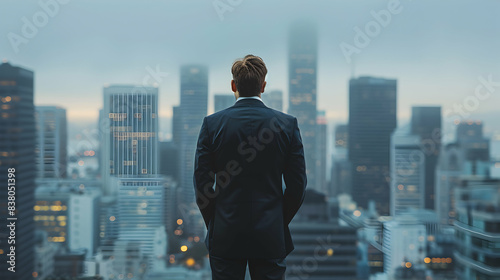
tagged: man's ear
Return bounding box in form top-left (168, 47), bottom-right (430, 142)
top-left (261, 81), bottom-right (267, 93)
top-left (231, 80), bottom-right (237, 93)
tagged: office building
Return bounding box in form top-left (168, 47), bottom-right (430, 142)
top-left (114, 176), bottom-right (166, 270)
top-left (454, 178), bottom-right (500, 279)
top-left (435, 121), bottom-right (490, 225)
top-left (390, 126), bottom-right (425, 216)
top-left (288, 21), bottom-right (318, 192)
top-left (316, 111), bottom-right (328, 194)
top-left (68, 191), bottom-right (100, 258)
top-left (330, 124), bottom-right (351, 196)
top-left (410, 106), bottom-right (441, 210)
top-left (382, 216), bottom-right (427, 278)
top-left (101, 85), bottom-right (159, 195)
top-left (0, 61), bottom-right (36, 280)
top-left (172, 105), bottom-right (181, 146)
top-left (287, 190), bottom-right (358, 279)
top-left (348, 76), bottom-right (397, 215)
top-left (35, 106), bottom-right (68, 178)
top-left (178, 65), bottom-right (208, 235)
top-left (159, 140), bottom-right (179, 182)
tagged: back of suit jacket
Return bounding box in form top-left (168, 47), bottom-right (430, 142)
top-left (194, 98), bottom-right (307, 259)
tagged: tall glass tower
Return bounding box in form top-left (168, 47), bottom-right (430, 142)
top-left (178, 65), bottom-right (208, 235)
top-left (35, 106), bottom-right (67, 178)
top-left (101, 85), bottom-right (159, 195)
top-left (411, 106), bottom-right (441, 210)
top-left (0, 61), bottom-right (36, 280)
top-left (288, 21), bottom-right (318, 191)
top-left (348, 76), bottom-right (397, 215)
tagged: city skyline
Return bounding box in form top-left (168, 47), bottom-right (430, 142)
top-left (2, 1), bottom-right (500, 279)
top-left (1, 0), bottom-right (499, 132)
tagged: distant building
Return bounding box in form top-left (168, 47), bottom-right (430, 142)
top-left (330, 124), bottom-right (351, 197)
top-left (35, 106), bottom-right (68, 178)
top-left (454, 177), bottom-right (500, 280)
top-left (172, 105), bottom-right (181, 146)
top-left (335, 124), bottom-right (348, 148)
top-left (316, 111), bottom-right (328, 194)
top-left (288, 21), bottom-right (318, 192)
top-left (0, 61), bottom-right (36, 280)
top-left (390, 126), bottom-right (425, 216)
top-left (178, 65), bottom-right (208, 236)
top-left (382, 216), bottom-right (427, 278)
top-left (34, 230), bottom-right (61, 280)
top-left (349, 76), bottom-right (397, 215)
top-left (435, 120), bottom-right (490, 225)
top-left (213, 93), bottom-right (234, 112)
top-left (100, 85), bottom-right (159, 195)
top-left (411, 106), bottom-right (441, 210)
top-left (262, 89), bottom-right (283, 111)
top-left (287, 190), bottom-right (358, 279)
top-left (159, 140), bottom-right (179, 182)
top-left (114, 176), bottom-right (166, 270)
top-left (68, 192), bottom-right (100, 258)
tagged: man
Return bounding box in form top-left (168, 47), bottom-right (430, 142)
top-left (194, 54), bottom-right (307, 280)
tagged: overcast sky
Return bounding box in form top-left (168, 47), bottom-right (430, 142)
top-left (1, 0), bottom-right (500, 139)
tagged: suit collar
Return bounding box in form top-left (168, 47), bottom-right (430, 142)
top-left (232, 98), bottom-right (267, 108)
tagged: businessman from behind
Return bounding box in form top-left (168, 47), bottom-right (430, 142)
top-left (194, 54), bottom-right (307, 280)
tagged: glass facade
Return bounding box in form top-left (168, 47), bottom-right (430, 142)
top-left (454, 178), bottom-right (500, 280)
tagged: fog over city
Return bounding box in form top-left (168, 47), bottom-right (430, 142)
top-left (1, 0), bottom-right (499, 133)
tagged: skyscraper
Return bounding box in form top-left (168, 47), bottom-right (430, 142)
top-left (113, 176), bottom-right (166, 270)
top-left (411, 106), bottom-right (441, 210)
top-left (456, 120), bottom-right (490, 163)
top-left (330, 124), bottom-right (351, 197)
top-left (213, 93), bottom-right (235, 112)
top-left (348, 76), bottom-right (397, 215)
top-left (435, 120), bottom-right (490, 225)
top-left (316, 111), bottom-right (327, 195)
top-left (100, 85), bottom-right (159, 195)
top-left (288, 21), bottom-right (318, 191)
top-left (262, 89), bottom-right (283, 111)
top-left (383, 216), bottom-right (427, 278)
top-left (178, 65), bottom-right (208, 235)
top-left (0, 61), bottom-right (36, 280)
top-left (454, 177), bottom-right (500, 280)
top-left (390, 126), bottom-right (425, 216)
top-left (172, 105), bottom-right (181, 146)
top-left (35, 106), bottom-right (68, 178)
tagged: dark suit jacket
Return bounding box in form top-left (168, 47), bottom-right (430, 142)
top-left (193, 98), bottom-right (307, 259)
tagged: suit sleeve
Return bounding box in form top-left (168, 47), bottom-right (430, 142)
top-left (282, 117), bottom-right (307, 225)
top-left (193, 117), bottom-right (216, 228)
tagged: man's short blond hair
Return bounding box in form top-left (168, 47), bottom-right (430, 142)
top-left (231, 54), bottom-right (267, 97)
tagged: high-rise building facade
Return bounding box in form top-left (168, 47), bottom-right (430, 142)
top-left (288, 21), bottom-right (318, 192)
top-left (178, 65), bottom-right (208, 235)
top-left (101, 85), bottom-right (159, 195)
top-left (348, 76), bottom-right (397, 215)
top-left (411, 106), bottom-right (441, 210)
top-left (390, 127), bottom-right (425, 216)
top-left (287, 190), bottom-right (358, 279)
top-left (213, 93), bottom-right (234, 113)
top-left (383, 216), bottom-right (427, 278)
top-left (316, 111), bottom-right (327, 195)
top-left (113, 176), bottom-right (166, 270)
top-left (330, 124), bottom-right (351, 197)
top-left (35, 106), bottom-right (67, 179)
top-left (0, 62), bottom-right (36, 280)
top-left (454, 178), bottom-right (500, 280)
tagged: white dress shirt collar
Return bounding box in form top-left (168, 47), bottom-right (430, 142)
top-left (236, 96), bottom-right (263, 103)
